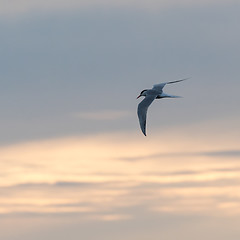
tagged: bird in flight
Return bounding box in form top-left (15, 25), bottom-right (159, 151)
top-left (137, 78), bottom-right (188, 136)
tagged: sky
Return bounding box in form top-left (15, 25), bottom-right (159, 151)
top-left (1, 0), bottom-right (240, 239)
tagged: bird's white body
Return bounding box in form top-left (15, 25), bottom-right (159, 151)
top-left (137, 78), bottom-right (187, 136)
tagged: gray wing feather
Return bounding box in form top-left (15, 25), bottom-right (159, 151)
top-left (137, 95), bottom-right (156, 136)
top-left (152, 78), bottom-right (189, 92)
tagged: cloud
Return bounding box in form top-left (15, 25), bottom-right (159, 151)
top-left (118, 150), bottom-right (240, 161)
top-left (0, 128), bottom-right (240, 218)
top-left (74, 110), bottom-right (131, 121)
top-left (0, 0), bottom-right (236, 18)
top-left (11, 181), bottom-right (99, 189)
top-left (88, 214), bottom-right (132, 222)
top-left (203, 150), bottom-right (240, 158)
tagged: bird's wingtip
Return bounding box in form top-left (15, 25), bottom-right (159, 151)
top-left (167, 77), bottom-right (191, 85)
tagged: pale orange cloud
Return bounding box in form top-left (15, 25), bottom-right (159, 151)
top-left (0, 117), bottom-right (240, 217)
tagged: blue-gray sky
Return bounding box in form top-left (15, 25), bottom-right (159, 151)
top-left (1, 0), bottom-right (240, 239)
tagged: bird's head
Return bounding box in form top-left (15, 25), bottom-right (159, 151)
top-left (137, 89), bottom-right (148, 99)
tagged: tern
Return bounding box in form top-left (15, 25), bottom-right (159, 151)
top-left (137, 78), bottom-right (188, 136)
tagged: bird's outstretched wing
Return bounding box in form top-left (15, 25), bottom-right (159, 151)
top-left (152, 78), bottom-right (189, 92)
top-left (137, 95), bottom-right (156, 136)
